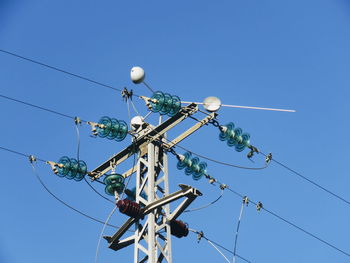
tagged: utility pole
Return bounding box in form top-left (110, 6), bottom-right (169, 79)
top-left (88, 98), bottom-right (215, 263)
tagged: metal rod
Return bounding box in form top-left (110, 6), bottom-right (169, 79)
top-left (181, 101), bottom-right (296, 113)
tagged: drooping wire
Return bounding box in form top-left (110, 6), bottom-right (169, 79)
top-left (29, 161), bottom-right (120, 229)
top-left (95, 205), bottom-right (118, 263)
top-left (145, 122), bottom-right (268, 171)
top-left (233, 198), bottom-right (248, 263)
top-left (175, 143), bottom-right (268, 170)
top-left (1, 92), bottom-right (266, 171)
top-left (184, 189), bottom-right (224, 213)
top-left (130, 99), bottom-right (141, 116)
top-left (0, 49), bottom-right (121, 92)
top-left (94, 141), bottom-right (139, 263)
top-left (189, 229), bottom-right (252, 263)
top-left (207, 239), bottom-right (231, 263)
top-left (260, 151), bottom-right (350, 207)
top-left (74, 120), bottom-right (115, 204)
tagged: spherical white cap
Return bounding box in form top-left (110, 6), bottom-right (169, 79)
top-left (130, 66), bottom-right (145, 84)
top-left (131, 115), bottom-right (144, 130)
top-left (203, 96), bottom-right (222, 112)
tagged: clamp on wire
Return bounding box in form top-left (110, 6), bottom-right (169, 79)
top-left (74, 116), bottom-right (82, 125)
top-left (196, 230), bottom-right (204, 243)
top-left (265, 153), bottom-right (272, 164)
top-left (242, 196), bottom-right (249, 206)
top-left (208, 119), bottom-right (220, 128)
top-left (87, 121), bottom-right (106, 137)
top-left (46, 160), bottom-right (63, 174)
top-left (29, 155), bottom-right (37, 164)
top-left (247, 145), bottom-right (259, 160)
top-left (256, 201), bottom-right (263, 212)
top-left (121, 87), bottom-right (133, 101)
top-left (219, 184), bottom-right (227, 190)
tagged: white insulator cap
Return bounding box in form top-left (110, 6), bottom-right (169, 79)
top-left (131, 115), bottom-right (144, 130)
top-left (203, 96), bottom-right (222, 112)
top-left (130, 66), bottom-right (145, 84)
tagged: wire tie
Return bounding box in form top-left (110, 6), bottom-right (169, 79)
top-left (74, 116), bottom-right (82, 125)
top-left (219, 184), bottom-right (227, 190)
top-left (29, 155), bottom-right (37, 163)
top-left (265, 153), bottom-right (273, 164)
top-left (256, 201), bottom-right (263, 212)
top-left (243, 196), bottom-right (249, 205)
top-left (197, 231), bottom-right (204, 243)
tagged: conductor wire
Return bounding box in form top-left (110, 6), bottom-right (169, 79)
top-left (95, 206), bottom-right (118, 263)
top-left (233, 199), bottom-right (247, 263)
top-left (260, 152), bottom-right (350, 206)
top-left (184, 189), bottom-right (224, 213)
top-left (29, 162), bottom-right (119, 228)
top-left (74, 120), bottom-right (115, 204)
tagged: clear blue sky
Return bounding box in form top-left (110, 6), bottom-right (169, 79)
top-left (1, 0), bottom-right (350, 262)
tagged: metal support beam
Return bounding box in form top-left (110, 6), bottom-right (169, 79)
top-left (90, 103), bottom-right (198, 180)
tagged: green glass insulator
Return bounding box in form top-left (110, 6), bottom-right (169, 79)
top-left (97, 116), bottom-right (112, 138)
top-left (227, 127), bottom-right (242, 147)
top-left (150, 91), bottom-right (165, 112)
top-left (104, 173), bottom-right (124, 185)
top-left (74, 160), bottom-right (87, 181)
top-left (65, 158), bottom-right (78, 179)
top-left (177, 152), bottom-right (192, 170)
top-left (105, 182), bottom-right (125, 195)
top-left (168, 95), bottom-right (181, 117)
top-left (192, 162), bottom-right (207, 181)
top-left (219, 122), bottom-right (234, 141)
top-left (242, 133), bottom-right (250, 146)
top-left (185, 157), bottom-right (199, 175)
top-left (107, 118), bottom-right (120, 140)
top-left (115, 120), bottom-right (128, 142)
top-left (235, 133), bottom-right (250, 152)
top-left (57, 156), bottom-right (71, 177)
top-left (159, 93), bottom-right (173, 115)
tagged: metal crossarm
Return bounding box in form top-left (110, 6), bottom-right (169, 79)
top-left (89, 103), bottom-right (198, 180)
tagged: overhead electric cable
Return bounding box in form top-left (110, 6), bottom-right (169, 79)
top-left (0, 49), bottom-right (121, 92)
top-left (184, 189), bottom-right (224, 213)
top-left (0, 145), bottom-right (122, 228)
top-left (260, 152), bottom-right (350, 207)
top-left (189, 229), bottom-right (252, 263)
top-left (222, 184), bottom-right (350, 258)
top-left (0, 94), bottom-right (86, 122)
top-left (233, 198), bottom-right (248, 263)
top-left (74, 120), bottom-right (115, 204)
top-left (95, 206), bottom-right (118, 263)
top-left (1, 93), bottom-right (265, 171)
top-left (175, 143), bottom-right (268, 170)
top-left (30, 162), bottom-right (119, 229)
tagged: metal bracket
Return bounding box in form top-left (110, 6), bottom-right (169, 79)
top-left (90, 103), bottom-right (199, 180)
top-left (104, 184), bottom-right (202, 251)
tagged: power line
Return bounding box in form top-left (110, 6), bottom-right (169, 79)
top-left (0, 94), bottom-right (83, 121)
top-left (2, 134), bottom-right (350, 258)
top-left (260, 152), bottom-right (350, 207)
top-left (0, 49), bottom-right (121, 92)
top-left (175, 143), bottom-right (268, 170)
top-left (0, 145), bottom-right (46, 162)
top-left (223, 185), bottom-right (350, 258)
top-left (189, 229), bottom-right (252, 263)
top-left (184, 189), bottom-right (224, 213)
top-left (30, 162), bottom-right (120, 229)
top-left (0, 93), bottom-right (265, 172)
top-left (75, 122), bottom-right (115, 204)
